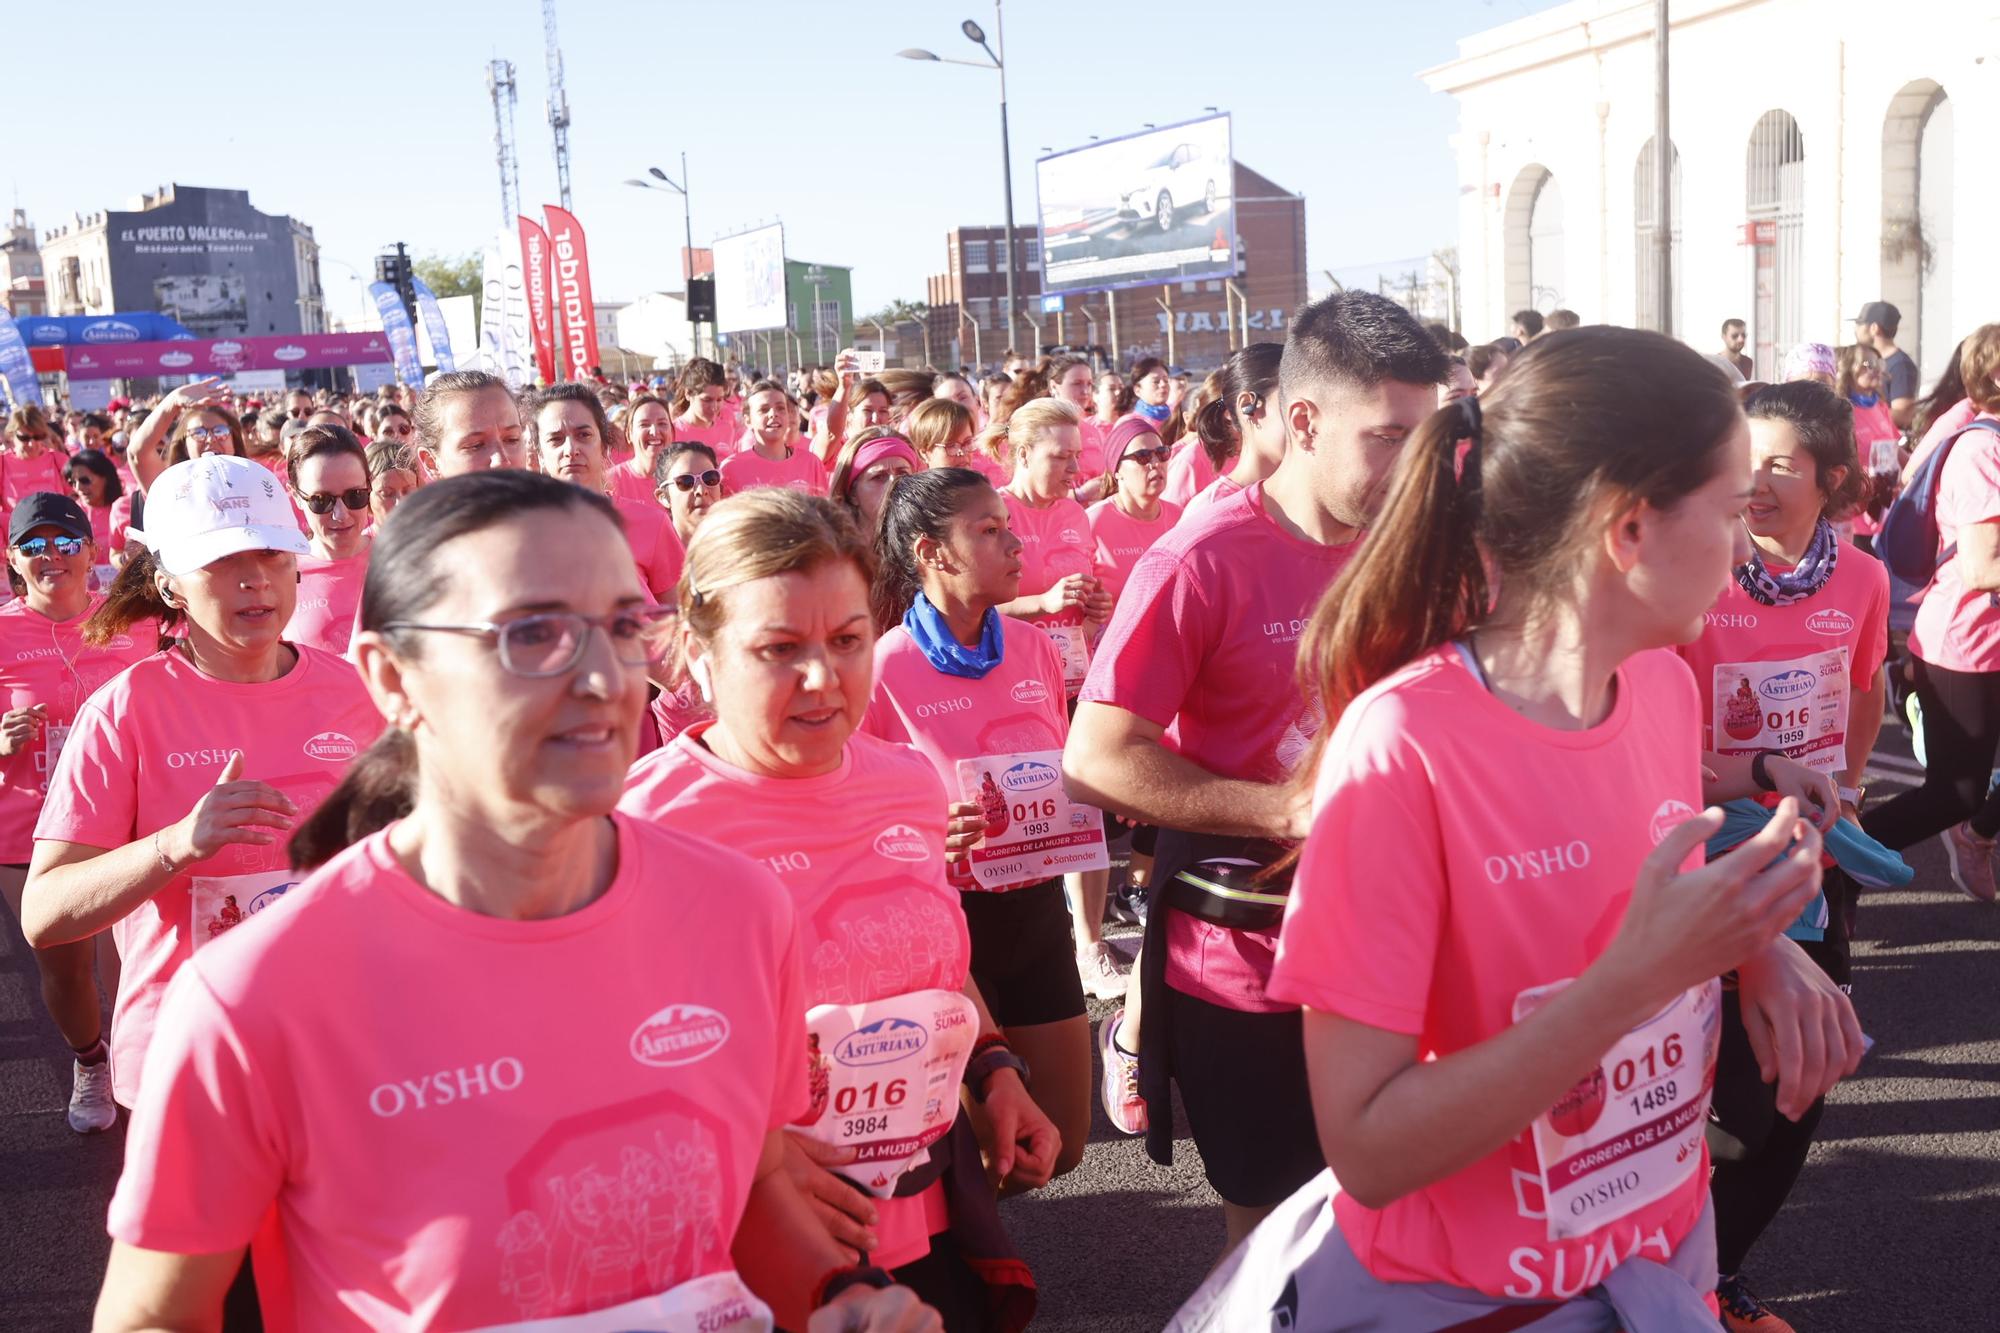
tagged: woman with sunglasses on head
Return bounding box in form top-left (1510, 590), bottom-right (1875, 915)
top-left (1087, 419), bottom-right (1180, 605)
top-left (88, 471), bottom-right (940, 1333)
top-left (5, 404), bottom-right (72, 512)
top-left (364, 439), bottom-right (422, 527)
top-left (64, 448), bottom-right (124, 589)
top-left (623, 488), bottom-right (1048, 1329)
top-left (288, 425), bottom-right (374, 657)
top-left (1180, 344), bottom-right (1286, 522)
top-left (0, 494), bottom-right (156, 1138)
top-left (526, 383), bottom-right (685, 602)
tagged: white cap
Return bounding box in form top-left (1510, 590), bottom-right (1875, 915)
top-left (129, 455), bottom-right (310, 576)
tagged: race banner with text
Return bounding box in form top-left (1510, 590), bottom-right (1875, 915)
top-left (410, 277), bottom-right (457, 375)
top-left (478, 233), bottom-right (523, 388)
top-left (544, 204), bottom-right (602, 380)
top-left (0, 309), bottom-right (43, 407)
top-left (62, 331), bottom-right (394, 379)
top-left (518, 215), bottom-right (556, 383)
top-left (368, 282), bottom-right (424, 385)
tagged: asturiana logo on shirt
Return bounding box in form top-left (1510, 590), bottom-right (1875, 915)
top-left (1756, 669), bottom-right (1816, 703)
top-left (1650, 799), bottom-right (1697, 846)
top-left (303, 731), bottom-right (359, 762)
top-left (833, 1016), bottom-right (928, 1068)
top-left (1000, 759), bottom-right (1060, 794)
top-left (873, 825), bottom-right (929, 862)
top-left (630, 1003), bottom-right (730, 1067)
top-left (1010, 679), bottom-right (1050, 706)
top-left (1806, 609), bottom-right (1854, 637)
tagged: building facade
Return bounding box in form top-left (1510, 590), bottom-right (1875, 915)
top-left (0, 210), bottom-right (44, 318)
top-left (39, 184), bottom-right (324, 337)
top-left (787, 260), bottom-right (854, 366)
top-left (1424, 0), bottom-right (1993, 384)
top-left (925, 160), bottom-right (1307, 374)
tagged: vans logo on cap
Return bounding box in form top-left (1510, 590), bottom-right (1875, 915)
top-left (304, 731), bottom-right (358, 762)
top-left (873, 824), bottom-right (929, 862)
top-left (1806, 609), bottom-right (1854, 637)
top-left (630, 1003), bottom-right (730, 1067)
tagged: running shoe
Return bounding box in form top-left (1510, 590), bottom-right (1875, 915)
top-left (1716, 1274), bottom-right (1796, 1332)
top-left (1105, 878), bottom-right (1148, 928)
top-left (1098, 1008), bottom-right (1148, 1135)
top-left (1943, 821), bottom-right (1999, 903)
top-left (1076, 940), bottom-right (1129, 1001)
top-left (67, 1059), bottom-right (116, 1134)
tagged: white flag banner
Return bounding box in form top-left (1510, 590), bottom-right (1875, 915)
top-left (480, 232), bottom-right (528, 388)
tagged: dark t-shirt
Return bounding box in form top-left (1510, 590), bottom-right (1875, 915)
top-left (1885, 348), bottom-right (1918, 404)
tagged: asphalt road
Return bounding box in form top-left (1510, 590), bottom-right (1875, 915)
top-left (4, 737), bottom-right (1997, 1331)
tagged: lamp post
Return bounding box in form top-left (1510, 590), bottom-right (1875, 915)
top-left (897, 1), bottom-right (1017, 363)
top-left (624, 153), bottom-right (699, 360)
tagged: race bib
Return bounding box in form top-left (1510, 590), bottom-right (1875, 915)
top-left (36, 722), bottom-right (71, 795)
top-left (1042, 621), bottom-right (1091, 696)
top-left (955, 750), bottom-right (1110, 891)
top-left (789, 989), bottom-right (979, 1198)
top-left (1514, 978), bottom-right (1720, 1240)
top-left (1712, 647), bottom-right (1848, 774)
top-left (190, 868), bottom-right (297, 951)
top-left (470, 1269), bottom-right (771, 1332)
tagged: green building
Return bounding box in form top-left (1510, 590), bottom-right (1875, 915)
top-left (785, 259), bottom-right (854, 365)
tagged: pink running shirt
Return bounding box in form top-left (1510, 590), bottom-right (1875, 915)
top-left (1179, 475), bottom-right (1243, 523)
top-left (673, 413), bottom-right (741, 458)
top-left (620, 727), bottom-right (968, 1269)
top-left (1270, 646), bottom-right (1712, 1300)
top-left (1911, 414), bottom-right (2000, 672)
top-left (288, 549), bottom-right (368, 657)
top-left (612, 495), bottom-right (686, 602)
top-left (1, 450), bottom-right (69, 510)
top-left (1086, 497), bottom-right (1182, 602)
top-left (1080, 482), bottom-right (1359, 1012)
top-left (108, 815), bottom-right (806, 1330)
top-left (1074, 418), bottom-right (1110, 481)
top-left (608, 456), bottom-right (657, 509)
top-left (721, 446), bottom-right (829, 497)
top-left (1162, 440), bottom-right (1226, 508)
top-left (35, 646), bottom-right (383, 1106)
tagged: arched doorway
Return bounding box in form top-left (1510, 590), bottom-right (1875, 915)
top-left (1746, 110), bottom-right (1805, 381)
top-left (1503, 165), bottom-right (1563, 317)
top-left (1882, 80), bottom-right (1951, 382)
top-left (1634, 137), bottom-right (1682, 334)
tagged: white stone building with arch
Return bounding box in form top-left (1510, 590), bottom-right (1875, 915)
top-left (1424, 0), bottom-right (1992, 387)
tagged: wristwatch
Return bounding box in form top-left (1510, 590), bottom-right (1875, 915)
top-left (1839, 784), bottom-right (1867, 811)
top-left (965, 1045), bottom-right (1031, 1103)
top-left (1750, 749), bottom-right (1785, 793)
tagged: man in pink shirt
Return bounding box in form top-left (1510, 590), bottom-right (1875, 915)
top-left (1063, 291), bottom-right (1446, 1253)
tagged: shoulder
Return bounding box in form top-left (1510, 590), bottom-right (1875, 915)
top-left (620, 813), bottom-right (793, 926)
top-left (848, 732), bottom-right (948, 800)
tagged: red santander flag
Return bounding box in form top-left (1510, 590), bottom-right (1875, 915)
top-left (543, 205), bottom-right (602, 381)
top-left (517, 215), bottom-right (557, 384)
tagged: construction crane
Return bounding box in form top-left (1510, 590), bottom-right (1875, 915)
top-left (486, 59), bottom-right (522, 228)
top-left (543, 0), bottom-right (572, 210)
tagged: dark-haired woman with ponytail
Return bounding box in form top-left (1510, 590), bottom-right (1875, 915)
top-left (83, 470), bottom-right (941, 1333)
top-left (866, 468), bottom-right (1093, 1192)
top-left (1179, 343), bottom-right (1285, 521)
top-left (1185, 328), bottom-right (1864, 1328)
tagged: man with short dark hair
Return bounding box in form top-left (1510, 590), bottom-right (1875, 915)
top-left (1544, 308), bottom-right (1580, 332)
top-left (1717, 318), bottom-right (1752, 381)
top-left (1510, 308), bottom-right (1544, 342)
top-left (1855, 301), bottom-right (1917, 430)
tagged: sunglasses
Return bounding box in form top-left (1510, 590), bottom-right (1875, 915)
top-left (1121, 446), bottom-right (1171, 466)
top-left (14, 535), bottom-right (87, 559)
top-left (13, 432), bottom-right (48, 444)
top-left (663, 469), bottom-right (722, 493)
top-left (300, 488), bottom-right (371, 515)
top-left (187, 424), bottom-right (234, 443)
top-left (287, 408), bottom-right (310, 419)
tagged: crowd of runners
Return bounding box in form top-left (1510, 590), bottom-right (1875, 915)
top-left (0, 288), bottom-right (1994, 1331)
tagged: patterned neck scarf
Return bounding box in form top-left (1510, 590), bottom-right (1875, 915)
top-left (1735, 517), bottom-right (1839, 606)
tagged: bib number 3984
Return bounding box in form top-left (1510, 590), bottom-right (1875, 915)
top-left (1512, 977), bottom-right (1720, 1240)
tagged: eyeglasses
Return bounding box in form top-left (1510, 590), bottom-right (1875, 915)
top-left (14, 536), bottom-right (87, 559)
top-left (663, 469), bottom-right (722, 493)
top-left (383, 607), bottom-right (673, 677)
top-left (187, 424), bottom-right (234, 443)
top-left (300, 488), bottom-right (371, 515)
top-left (1121, 446), bottom-right (1170, 466)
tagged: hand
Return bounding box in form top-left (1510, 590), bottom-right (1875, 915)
top-left (1765, 755), bottom-right (1838, 831)
top-left (166, 752), bottom-right (299, 865)
top-left (1081, 584), bottom-right (1115, 626)
top-left (977, 1070), bottom-right (1060, 1191)
top-left (1736, 937), bottom-right (1865, 1120)
top-left (1272, 780), bottom-right (1313, 842)
top-left (160, 376), bottom-right (229, 415)
top-left (945, 801), bottom-right (985, 863)
top-left (1037, 574), bottom-right (1091, 616)
top-left (0, 703), bottom-right (47, 757)
top-left (834, 348), bottom-right (860, 393)
top-left (781, 1132), bottom-right (878, 1260)
top-left (1595, 799), bottom-right (1823, 1019)
top-left (1839, 800), bottom-right (1861, 826)
top-left (807, 1284), bottom-right (942, 1333)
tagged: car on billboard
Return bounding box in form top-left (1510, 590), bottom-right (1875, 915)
top-left (1118, 142), bottom-right (1221, 234)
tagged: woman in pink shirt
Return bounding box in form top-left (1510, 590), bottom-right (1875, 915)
top-left (828, 430), bottom-right (922, 535)
top-left (84, 470), bottom-right (939, 1333)
top-left (1048, 356), bottom-right (1107, 490)
top-left (609, 392), bottom-right (675, 508)
top-left (623, 487), bottom-right (1049, 1326)
top-left (526, 383), bottom-right (686, 603)
top-left (0, 493), bottom-right (154, 1136)
top-left (287, 424), bottom-right (373, 657)
top-left (671, 356), bottom-right (742, 457)
top-left (1180, 343), bottom-right (1285, 521)
top-left (721, 381), bottom-right (831, 497)
top-left (1159, 373), bottom-right (1223, 509)
top-left (22, 456), bottom-right (383, 1127)
top-left (63, 448), bottom-right (124, 589)
top-left (1249, 329), bottom-right (1860, 1324)
top-left (1085, 418), bottom-right (1180, 603)
top-left (3, 404), bottom-right (73, 514)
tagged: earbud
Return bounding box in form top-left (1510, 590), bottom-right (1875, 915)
top-left (688, 655), bottom-right (714, 702)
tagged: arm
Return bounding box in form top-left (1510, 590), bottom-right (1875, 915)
top-left (1843, 667), bottom-right (1886, 804)
top-left (1063, 701), bottom-right (1304, 840)
top-left (1700, 748), bottom-right (1836, 830)
top-left (1890, 396), bottom-right (1916, 432)
top-left (998, 574), bottom-right (1087, 623)
top-left (92, 1243), bottom-right (242, 1333)
top-left (129, 378), bottom-right (228, 494)
top-left (1957, 518), bottom-right (2000, 592)
top-left (734, 1129), bottom-right (882, 1333)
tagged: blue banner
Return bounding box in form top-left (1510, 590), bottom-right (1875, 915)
top-left (0, 309), bottom-right (43, 408)
top-left (409, 277), bottom-right (456, 374)
top-left (13, 312), bottom-right (196, 347)
top-left (369, 282), bottom-right (424, 386)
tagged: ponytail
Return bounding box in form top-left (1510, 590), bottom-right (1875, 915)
top-left (83, 546), bottom-right (182, 648)
top-left (873, 468), bottom-right (991, 631)
top-left (288, 728), bottom-right (417, 871)
top-left (1199, 341), bottom-right (1283, 470)
top-left (1193, 396), bottom-right (1236, 469)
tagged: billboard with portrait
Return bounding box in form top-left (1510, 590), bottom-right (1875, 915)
top-left (712, 223), bottom-right (787, 332)
top-left (1035, 114), bottom-right (1236, 296)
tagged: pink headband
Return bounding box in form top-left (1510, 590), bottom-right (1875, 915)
top-left (850, 436), bottom-right (923, 478)
top-left (1783, 342), bottom-right (1836, 381)
top-left (1105, 415), bottom-right (1163, 463)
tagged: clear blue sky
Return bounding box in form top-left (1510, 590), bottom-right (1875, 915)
top-left (15, 0), bottom-right (1564, 327)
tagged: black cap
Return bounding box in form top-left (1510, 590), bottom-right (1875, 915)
top-left (9, 492), bottom-right (93, 546)
top-left (1856, 301), bottom-right (1900, 327)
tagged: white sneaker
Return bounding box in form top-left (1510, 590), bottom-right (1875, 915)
top-left (1076, 940), bottom-right (1129, 1002)
top-left (67, 1059), bottom-right (116, 1134)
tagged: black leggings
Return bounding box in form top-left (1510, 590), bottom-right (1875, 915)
top-left (1864, 656), bottom-right (2000, 847)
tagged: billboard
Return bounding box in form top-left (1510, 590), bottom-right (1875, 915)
top-left (713, 223), bottom-right (787, 332)
top-left (1035, 114), bottom-right (1236, 296)
top-left (102, 186), bottom-right (307, 337)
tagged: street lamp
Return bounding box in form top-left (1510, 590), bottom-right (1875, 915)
top-left (624, 152), bottom-right (699, 364)
top-left (897, 2), bottom-right (1018, 368)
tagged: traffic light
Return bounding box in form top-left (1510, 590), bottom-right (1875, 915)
top-left (374, 244), bottom-right (417, 324)
top-left (687, 276), bottom-right (716, 324)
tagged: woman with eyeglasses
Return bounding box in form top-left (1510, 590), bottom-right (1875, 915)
top-left (623, 486), bottom-right (1046, 1328)
top-left (1086, 419), bottom-right (1180, 604)
top-left (86, 470), bottom-right (937, 1332)
top-left (610, 393), bottom-right (676, 508)
top-left (907, 398), bottom-right (1003, 487)
top-left (124, 377), bottom-right (235, 499)
top-left (64, 448), bottom-right (124, 589)
top-left (0, 494), bottom-right (156, 1139)
top-left (22, 456), bottom-right (381, 1142)
top-left (4, 404), bottom-right (72, 511)
top-left (364, 439), bottom-right (422, 527)
top-left (286, 425), bottom-right (373, 657)
top-left (526, 383), bottom-right (684, 602)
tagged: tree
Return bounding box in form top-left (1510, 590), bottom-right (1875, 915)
top-left (413, 252), bottom-right (483, 323)
top-left (861, 299), bottom-right (933, 366)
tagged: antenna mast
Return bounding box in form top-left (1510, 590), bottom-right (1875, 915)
top-left (486, 59), bottom-right (521, 227)
top-left (543, 0), bottom-right (572, 210)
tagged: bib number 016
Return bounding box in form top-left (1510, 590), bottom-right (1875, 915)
top-left (831, 1077), bottom-right (908, 1116)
